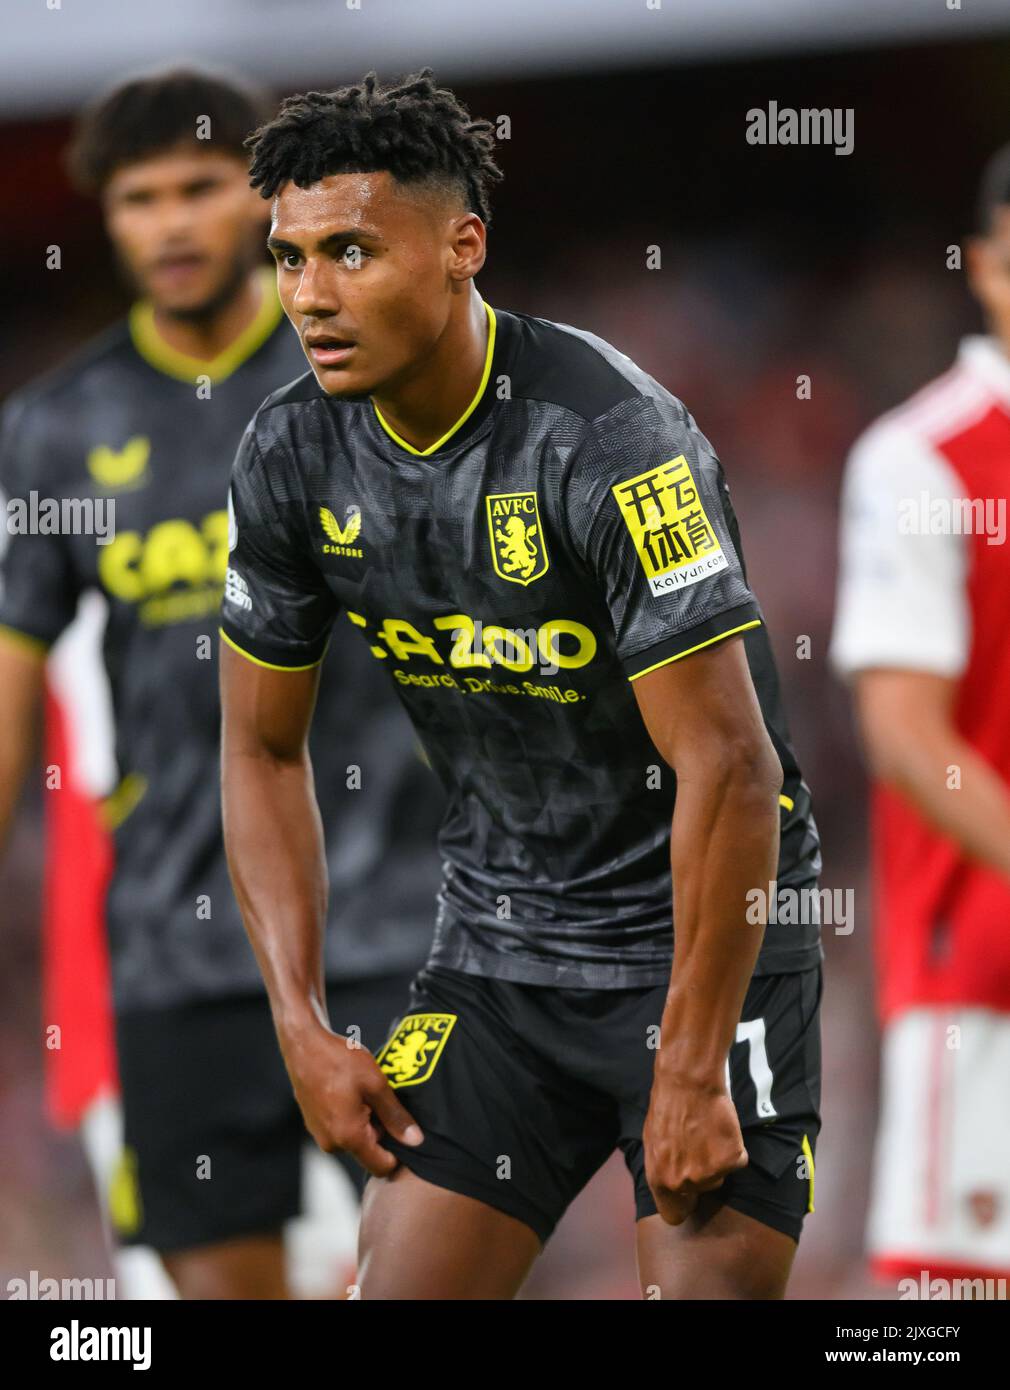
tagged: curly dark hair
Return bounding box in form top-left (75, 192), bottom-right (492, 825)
top-left (67, 65), bottom-right (273, 194)
top-left (245, 68), bottom-right (504, 224)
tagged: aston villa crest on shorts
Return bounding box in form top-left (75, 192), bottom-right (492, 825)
top-left (376, 1012), bottom-right (457, 1087)
top-left (486, 490), bottom-right (549, 585)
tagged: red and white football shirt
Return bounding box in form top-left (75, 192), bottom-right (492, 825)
top-left (832, 334), bottom-right (1010, 1024)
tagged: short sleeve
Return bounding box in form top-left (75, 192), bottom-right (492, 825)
top-left (219, 419), bottom-right (339, 671)
top-left (564, 397), bottom-right (762, 680)
top-left (0, 396), bottom-right (82, 653)
top-left (829, 419), bottom-right (969, 680)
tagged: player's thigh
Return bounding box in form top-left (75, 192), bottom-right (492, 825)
top-left (161, 1234), bottom-right (288, 1300)
top-left (636, 1202), bottom-right (798, 1300)
top-left (358, 1166), bottom-right (541, 1300)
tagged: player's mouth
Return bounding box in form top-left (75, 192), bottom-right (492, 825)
top-left (304, 334), bottom-right (357, 367)
top-left (148, 253), bottom-right (208, 288)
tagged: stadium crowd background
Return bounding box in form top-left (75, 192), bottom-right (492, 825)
top-left (1, 29), bottom-right (1006, 1298)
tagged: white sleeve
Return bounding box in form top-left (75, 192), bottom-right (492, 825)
top-left (829, 419), bottom-right (970, 680)
top-left (47, 590), bottom-right (118, 799)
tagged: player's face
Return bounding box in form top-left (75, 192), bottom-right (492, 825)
top-left (269, 171), bottom-right (479, 396)
top-left (967, 207), bottom-right (1010, 350)
top-left (103, 146), bottom-right (268, 316)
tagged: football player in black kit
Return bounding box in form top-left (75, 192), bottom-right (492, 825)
top-left (220, 69), bottom-right (823, 1300)
top-left (0, 68), bottom-right (443, 1299)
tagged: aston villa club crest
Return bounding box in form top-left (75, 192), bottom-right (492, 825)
top-left (376, 1012), bottom-right (457, 1088)
top-left (486, 490), bottom-right (549, 586)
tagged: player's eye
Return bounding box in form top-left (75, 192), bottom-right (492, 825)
top-left (184, 179), bottom-right (220, 199)
top-left (277, 252), bottom-right (301, 270)
top-left (340, 245), bottom-right (371, 267)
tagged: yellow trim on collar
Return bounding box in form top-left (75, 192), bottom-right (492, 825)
top-left (129, 266), bottom-right (282, 385)
top-left (372, 301), bottom-right (496, 456)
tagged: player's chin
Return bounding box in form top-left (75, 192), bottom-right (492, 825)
top-left (142, 264), bottom-right (218, 311)
top-left (309, 361), bottom-right (373, 399)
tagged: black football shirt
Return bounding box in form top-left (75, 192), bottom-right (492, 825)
top-left (0, 270), bottom-right (443, 1011)
top-left (221, 301), bottom-right (822, 988)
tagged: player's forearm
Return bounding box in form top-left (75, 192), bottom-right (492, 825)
top-left (221, 746), bottom-right (330, 1037)
top-left (0, 734), bottom-right (32, 850)
top-left (0, 640), bottom-right (44, 852)
top-left (865, 720), bottom-right (1010, 881)
top-left (658, 749), bottom-right (781, 1085)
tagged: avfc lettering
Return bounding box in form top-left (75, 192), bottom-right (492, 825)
top-left (486, 490), bottom-right (549, 585)
top-left (377, 1013), bottom-right (457, 1088)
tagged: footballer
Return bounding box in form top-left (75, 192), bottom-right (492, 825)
top-left (0, 67), bottom-right (443, 1299)
top-left (220, 69), bottom-right (823, 1299)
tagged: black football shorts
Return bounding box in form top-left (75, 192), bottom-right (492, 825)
top-left (377, 963), bottom-right (822, 1245)
top-left (112, 971), bottom-right (414, 1253)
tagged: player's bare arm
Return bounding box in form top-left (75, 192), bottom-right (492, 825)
top-left (632, 633), bottom-right (783, 1226)
top-left (0, 635), bottom-right (45, 848)
top-left (219, 641), bottom-right (423, 1175)
top-left (855, 667), bottom-right (1010, 881)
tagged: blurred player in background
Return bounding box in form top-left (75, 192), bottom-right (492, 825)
top-left (220, 70), bottom-right (823, 1300)
top-left (831, 145), bottom-right (1010, 1288)
top-left (0, 66), bottom-right (443, 1299)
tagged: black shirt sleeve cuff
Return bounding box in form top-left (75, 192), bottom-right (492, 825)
top-left (622, 600), bottom-right (763, 681)
top-left (219, 622), bottom-right (327, 672)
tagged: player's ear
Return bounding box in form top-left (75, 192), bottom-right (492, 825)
top-left (448, 212), bottom-right (486, 282)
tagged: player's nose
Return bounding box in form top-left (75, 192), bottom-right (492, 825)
top-left (291, 259), bottom-right (340, 319)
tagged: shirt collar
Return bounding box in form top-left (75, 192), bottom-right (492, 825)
top-left (370, 300), bottom-right (515, 460)
top-left (129, 266), bottom-right (282, 385)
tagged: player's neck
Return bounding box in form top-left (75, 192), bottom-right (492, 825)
top-left (371, 290), bottom-right (490, 453)
top-left (147, 270), bottom-right (265, 365)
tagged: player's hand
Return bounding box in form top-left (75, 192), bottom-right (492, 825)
top-left (643, 1070), bottom-right (748, 1226)
top-left (279, 1020), bottom-right (424, 1177)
